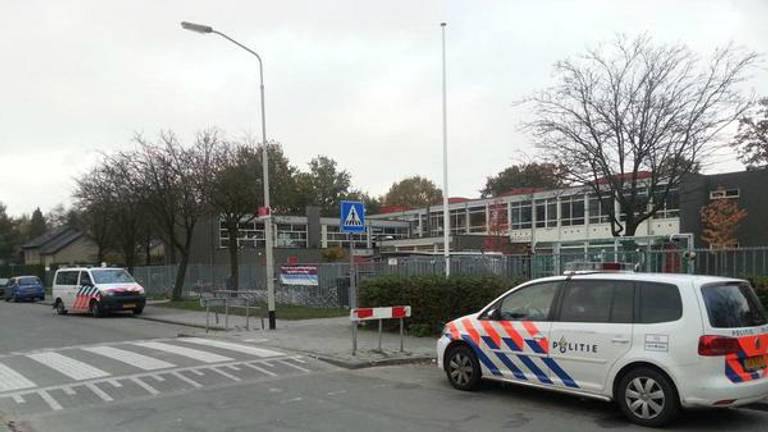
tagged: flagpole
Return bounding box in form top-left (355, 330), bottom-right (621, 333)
top-left (440, 22), bottom-right (450, 277)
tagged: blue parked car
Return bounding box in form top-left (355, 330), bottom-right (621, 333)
top-left (4, 276), bottom-right (45, 302)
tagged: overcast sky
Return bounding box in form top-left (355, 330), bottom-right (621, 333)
top-left (1, 0), bottom-right (766, 217)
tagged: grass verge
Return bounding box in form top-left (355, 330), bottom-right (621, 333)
top-left (153, 299), bottom-right (348, 320)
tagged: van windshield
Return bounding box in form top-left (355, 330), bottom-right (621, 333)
top-left (701, 282), bottom-right (768, 328)
top-left (91, 269), bottom-right (135, 284)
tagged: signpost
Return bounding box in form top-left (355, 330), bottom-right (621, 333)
top-left (340, 200), bottom-right (365, 311)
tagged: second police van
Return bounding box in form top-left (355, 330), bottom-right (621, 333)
top-left (52, 267), bottom-right (146, 317)
top-left (437, 269), bottom-right (768, 427)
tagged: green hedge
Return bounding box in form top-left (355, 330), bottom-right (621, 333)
top-left (748, 277), bottom-right (768, 310)
top-left (358, 274), bottom-right (524, 336)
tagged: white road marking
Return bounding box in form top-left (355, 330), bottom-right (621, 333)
top-left (82, 346), bottom-right (176, 371)
top-left (243, 338), bottom-right (268, 343)
top-left (209, 367), bottom-right (241, 382)
top-left (108, 379), bottom-right (123, 388)
top-left (326, 390), bottom-right (347, 396)
top-left (133, 342), bottom-right (232, 364)
top-left (172, 371), bottom-right (202, 389)
top-left (180, 338), bottom-right (283, 358)
top-left (130, 377), bottom-right (159, 395)
top-left (290, 356), bottom-right (307, 364)
top-left (38, 390), bottom-right (62, 411)
top-left (27, 352), bottom-right (110, 381)
top-left (278, 359), bottom-right (311, 374)
top-left (243, 362), bottom-right (276, 377)
top-left (225, 365), bottom-right (241, 371)
top-left (280, 396), bottom-right (302, 404)
top-left (0, 362), bottom-right (36, 392)
top-left (62, 386), bottom-right (76, 395)
top-left (190, 369), bottom-right (205, 376)
top-left (151, 374), bottom-right (165, 382)
top-left (86, 383), bottom-right (113, 402)
top-left (12, 394), bottom-right (25, 404)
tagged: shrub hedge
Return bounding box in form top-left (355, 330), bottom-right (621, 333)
top-left (358, 274), bottom-right (524, 336)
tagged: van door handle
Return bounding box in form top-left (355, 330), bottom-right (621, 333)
top-left (533, 335), bottom-right (546, 341)
top-left (611, 337), bottom-right (630, 344)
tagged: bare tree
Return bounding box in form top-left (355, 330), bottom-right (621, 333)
top-left (526, 35), bottom-right (757, 236)
top-left (74, 169), bottom-right (115, 264)
top-left (133, 130), bottom-right (217, 300)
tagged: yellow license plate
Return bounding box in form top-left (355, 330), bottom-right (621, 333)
top-left (744, 356), bottom-right (767, 372)
top-left (122, 303), bottom-right (136, 309)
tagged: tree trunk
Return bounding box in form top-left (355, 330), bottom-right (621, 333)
top-left (144, 237), bottom-right (151, 265)
top-left (227, 225), bottom-right (240, 291)
top-left (172, 252), bottom-right (188, 301)
top-left (623, 219), bottom-right (638, 237)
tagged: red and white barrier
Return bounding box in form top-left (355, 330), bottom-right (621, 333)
top-left (350, 306), bottom-right (411, 321)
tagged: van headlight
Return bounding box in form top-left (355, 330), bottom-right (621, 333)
top-left (103, 290), bottom-right (114, 296)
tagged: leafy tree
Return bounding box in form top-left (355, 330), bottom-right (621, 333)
top-left (0, 203), bottom-right (21, 263)
top-left (700, 189), bottom-right (748, 249)
top-left (731, 97), bottom-right (768, 168)
top-left (296, 156), bottom-right (351, 216)
top-left (342, 189), bottom-right (381, 215)
top-left (480, 163), bottom-right (564, 198)
top-left (383, 176), bottom-right (442, 208)
top-left (28, 208), bottom-right (47, 240)
top-left (527, 35), bottom-right (756, 237)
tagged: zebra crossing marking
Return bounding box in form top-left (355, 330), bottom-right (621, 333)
top-left (180, 338), bottom-right (284, 358)
top-left (86, 383), bottom-right (113, 402)
top-left (210, 367), bottom-right (241, 382)
top-left (82, 345), bottom-right (176, 371)
top-left (243, 362), bottom-right (276, 377)
top-left (131, 377), bottom-right (159, 395)
top-left (132, 342), bottom-right (233, 364)
top-left (38, 390), bottom-right (62, 411)
top-left (172, 371), bottom-right (202, 388)
top-left (278, 359), bottom-right (311, 374)
top-left (27, 352), bottom-right (110, 381)
top-left (0, 362), bottom-right (36, 392)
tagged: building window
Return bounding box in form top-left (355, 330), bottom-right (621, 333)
top-left (219, 218), bottom-right (265, 249)
top-left (588, 194), bottom-right (613, 224)
top-left (325, 225), bottom-right (367, 249)
top-left (709, 188), bottom-right (740, 199)
top-left (535, 199), bottom-right (557, 228)
top-left (468, 206), bottom-right (487, 233)
top-left (371, 226), bottom-right (409, 241)
top-left (450, 208), bottom-right (467, 235)
top-left (560, 195), bottom-right (585, 226)
top-left (428, 211), bottom-right (444, 237)
top-left (510, 201), bottom-right (532, 230)
top-left (653, 189), bottom-right (680, 219)
top-left (619, 189), bottom-right (649, 222)
top-left (275, 224), bottom-right (308, 248)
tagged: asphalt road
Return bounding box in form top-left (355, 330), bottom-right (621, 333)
top-left (2, 300), bottom-right (768, 432)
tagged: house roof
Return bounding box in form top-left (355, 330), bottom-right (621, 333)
top-left (22, 226), bottom-right (85, 255)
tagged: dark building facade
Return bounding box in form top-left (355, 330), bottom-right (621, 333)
top-left (680, 168), bottom-right (768, 248)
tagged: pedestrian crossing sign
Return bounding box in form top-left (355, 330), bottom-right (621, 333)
top-left (340, 200), bottom-right (366, 233)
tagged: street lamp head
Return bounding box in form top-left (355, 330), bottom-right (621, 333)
top-left (440, 22), bottom-right (446, 27)
top-left (181, 21), bottom-right (214, 34)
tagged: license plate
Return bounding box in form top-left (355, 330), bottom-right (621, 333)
top-left (744, 356), bottom-right (767, 372)
top-left (122, 303), bottom-right (136, 309)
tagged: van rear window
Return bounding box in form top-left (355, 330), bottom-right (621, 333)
top-left (701, 283), bottom-right (768, 328)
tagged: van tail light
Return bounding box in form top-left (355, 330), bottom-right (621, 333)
top-left (698, 335), bottom-right (741, 356)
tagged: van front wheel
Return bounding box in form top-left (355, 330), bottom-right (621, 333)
top-left (89, 300), bottom-right (103, 318)
top-left (55, 300), bottom-right (67, 315)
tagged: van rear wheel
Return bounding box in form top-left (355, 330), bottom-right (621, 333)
top-left (617, 367), bottom-right (680, 427)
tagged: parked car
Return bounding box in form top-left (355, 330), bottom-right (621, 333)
top-left (437, 271), bottom-right (768, 427)
top-left (4, 276), bottom-right (45, 302)
top-left (52, 267), bottom-right (145, 317)
top-left (0, 278), bottom-right (9, 298)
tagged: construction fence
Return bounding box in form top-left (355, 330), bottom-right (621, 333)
top-left (128, 247), bottom-right (768, 308)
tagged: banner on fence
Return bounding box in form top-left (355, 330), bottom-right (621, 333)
top-left (280, 265), bottom-right (319, 286)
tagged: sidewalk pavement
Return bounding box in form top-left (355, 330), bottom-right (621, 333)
top-left (136, 304), bottom-right (438, 369)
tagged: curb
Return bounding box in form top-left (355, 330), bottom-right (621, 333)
top-left (132, 315), bottom-right (227, 332)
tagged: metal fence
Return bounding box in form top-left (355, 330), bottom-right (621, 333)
top-left (128, 247), bottom-right (768, 308)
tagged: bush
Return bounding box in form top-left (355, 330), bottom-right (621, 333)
top-left (749, 277), bottom-right (768, 310)
top-left (358, 274), bottom-right (524, 335)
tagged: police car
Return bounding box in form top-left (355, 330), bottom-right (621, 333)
top-left (52, 267), bottom-right (146, 317)
top-left (437, 267), bottom-right (768, 427)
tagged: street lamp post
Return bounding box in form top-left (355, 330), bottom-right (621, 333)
top-left (181, 21), bottom-right (277, 329)
top-left (440, 22), bottom-right (450, 277)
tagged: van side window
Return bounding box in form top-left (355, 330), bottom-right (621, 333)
top-left (79, 271), bottom-right (92, 286)
top-left (496, 282), bottom-right (560, 321)
top-left (559, 280), bottom-right (634, 323)
top-left (638, 282), bottom-right (682, 323)
top-left (55, 271), bottom-right (78, 285)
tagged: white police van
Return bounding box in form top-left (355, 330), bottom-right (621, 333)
top-left (53, 267), bottom-right (146, 317)
top-left (437, 270), bottom-right (768, 427)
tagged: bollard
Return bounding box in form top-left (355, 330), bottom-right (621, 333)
top-left (206, 304), bottom-right (210, 334)
top-left (245, 303), bottom-right (250, 330)
top-left (377, 319), bottom-right (383, 352)
top-left (224, 299), bottom-right (229, 330)
top-left (399, 317), bottom-right (404, 352)
top-left (352, 322), bottom-right (358, 356)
